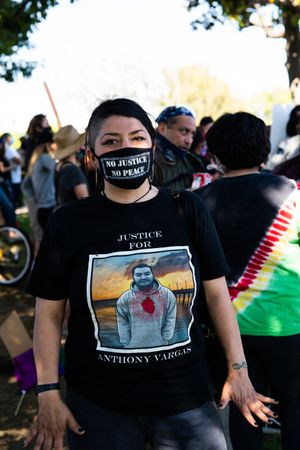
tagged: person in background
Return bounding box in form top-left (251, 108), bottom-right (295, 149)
top-left (0, 136), bottom-right (14, 203)
top-left (81, 146), bottom-right (99, 195)
top-left (20, 114), bottom-right (52, 171)
top-left (0, 186), bottom-right (16, 226)
top-left (189, 128), bottom-right (205, 158)
top-left (197, 116), bottom-right (214, 164)
top-left (199, 116), bottom-right (214, 135)
top-left (53, 125), bottom-right (89, 205)
top-left (272, 153), bottom-right (300, 181)
top-left (53, 125), bottom-right (89, 336)
top-left (24, 98), bottom-right (276, 450)
top-left (21, 173), bottom-right (43, 257)
top-left (152, 106), bottom-right (206, 190)
top-left (196, 112), bottom-right (300, 450)
top-left (28, 129), bottom-right (56, 230)
top-left (268, 105), bottom-right (300, 169)
top-left (189, 125), bottom-right (223, 190)
top-left (21, 130), bottom-right (55, 257)
top-left (1, 133), bottom-right (22, 207)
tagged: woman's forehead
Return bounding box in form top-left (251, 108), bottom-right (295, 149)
top-left (99, 115), bottom-right (147, 134)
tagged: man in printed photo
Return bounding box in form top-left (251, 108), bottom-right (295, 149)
top-left (116, 264), bottom-right (177, 349)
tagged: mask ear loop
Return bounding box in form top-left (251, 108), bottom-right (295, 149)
top-left (148, 142), bottom-right (156, 188)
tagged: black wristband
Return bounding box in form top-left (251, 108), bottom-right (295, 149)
top-left (34, 383), bottom-right (60, 395)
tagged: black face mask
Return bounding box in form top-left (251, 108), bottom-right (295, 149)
top-left (97, 147), bottom-right (153, 189)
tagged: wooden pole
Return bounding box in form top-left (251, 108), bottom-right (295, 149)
top-left (43, 81), bottom-right (62, 129)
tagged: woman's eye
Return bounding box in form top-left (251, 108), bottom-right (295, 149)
top-left (132, 136), bottom-right (145, 142)
top-left (102, 139), bottom-right (118, 145)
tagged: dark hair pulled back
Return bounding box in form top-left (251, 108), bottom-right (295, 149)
top-left (206, 112), bottom-right (270, 170)
top-left (87, 98), bottom-right (156, 151)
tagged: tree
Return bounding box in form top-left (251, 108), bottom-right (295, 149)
top-left (247, 87), bottom-right (291, 124)
top-left (0, 0), bottom-right (74, 82)
top-left (160, 65), bottom-right (245, 122)
top-left (187, 1), bottom-right (300, 97)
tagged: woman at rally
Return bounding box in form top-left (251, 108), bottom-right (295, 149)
top-left (21, 114), bottom-right (52, 171)
top-left (196, 112), bottom-right (300, 450)
top-left (53, 125), bottom-right (89, 206)
top-left (24, 99), bottom-right (276, 450)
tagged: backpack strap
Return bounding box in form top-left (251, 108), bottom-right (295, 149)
top-left (171, 190), bottom-right (197, 247)
top-left (171, 190), bottom-right (213, 330)
top-left (171, 192), bottom-right (226, 396)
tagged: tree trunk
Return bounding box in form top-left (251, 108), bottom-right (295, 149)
top-left (283, 12), bottom-right (300, 97)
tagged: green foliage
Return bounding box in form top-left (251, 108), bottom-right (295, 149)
top-left (0, 0), bottom-right (74, 81)
top-left (16, 211), bottom-right (32, 237)
top-left (187, 1), bottom-right (300, 31)
top-left (160, 64), bottom-right (292, 126)
top-left (160, 65), bottom-right (246, 122)
top-left (247, 88), bottom-right (292, 124)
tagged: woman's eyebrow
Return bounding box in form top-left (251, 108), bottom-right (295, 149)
top-left (101, 132), bottom-right (120, 137)
top-left (129, 129), bottom-right (146, 135)
top-left (101, 129), bottom-right (145, 137)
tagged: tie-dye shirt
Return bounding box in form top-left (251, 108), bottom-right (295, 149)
top-left (197, 173), bottom-right (300, 337)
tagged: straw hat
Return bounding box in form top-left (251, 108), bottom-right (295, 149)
top-left (54, 125), bottom-right (86, 160)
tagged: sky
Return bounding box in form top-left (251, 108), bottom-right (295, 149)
top-left (0, 0), bottom-right (290, 134)
top-left (92, 249), bottom-right (193, 300)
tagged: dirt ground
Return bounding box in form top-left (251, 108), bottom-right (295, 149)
top-left (0, 277), bottom-right (35, 450)
top-left (0, 277), bottom-right (67, 450)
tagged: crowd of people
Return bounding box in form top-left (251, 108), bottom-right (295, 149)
top-left (0, 115), bottom-right (93, 256)
top-left (1, 99), bottom-right (299, 450)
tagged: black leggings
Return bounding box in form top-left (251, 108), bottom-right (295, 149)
top-left (229, 334), bottom-right (300, 450)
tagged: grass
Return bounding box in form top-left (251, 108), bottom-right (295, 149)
top-left (15, 211), bottom-right (32, 237)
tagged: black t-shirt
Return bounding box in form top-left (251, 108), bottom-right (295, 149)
top-left (55, 162), bottom-right (88, 205)
top-left (27, 188), bottom-right (228, 416)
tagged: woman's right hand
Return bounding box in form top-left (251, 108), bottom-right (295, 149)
top-left (23, 391), bottom-right (85, 450)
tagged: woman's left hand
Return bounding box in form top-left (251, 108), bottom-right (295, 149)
top-left (218, 369), bottom-right (278, 427)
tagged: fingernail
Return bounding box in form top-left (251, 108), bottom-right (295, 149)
top-left (268, 419), bottom-right (273, 424)
top-left (275, 400), bottom-right (279, 403)
top-left (254, 422), bottom-right (258, 427)
top-left (217, 403), bottom-right (223, 408)
top-left (273, 414), bottom-right (278, 418)
top-left (23, 443), bottom-right (26, 448)
top-left (78, 427), bottom-right (85, 433)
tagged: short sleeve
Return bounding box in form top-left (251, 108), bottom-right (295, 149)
top-left (41, 154), bottom-right (55, 171)
top-left (64, 165), bottom-right (87, 190)
top-left (26, 209), bottom-right (69, 299)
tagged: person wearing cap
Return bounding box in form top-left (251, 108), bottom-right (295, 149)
top-left (54, 125), bottom-right (89, 205)
top-left (153, 106), bottom-right (206, 190)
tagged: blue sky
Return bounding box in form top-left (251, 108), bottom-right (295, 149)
top-left (1, 0), bottom-right (289, 133)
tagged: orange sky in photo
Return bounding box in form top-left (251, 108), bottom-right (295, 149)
top-left (92, 265), bottom-right (194, 301)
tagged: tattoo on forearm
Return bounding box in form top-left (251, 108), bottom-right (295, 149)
top-left (232, 361), bottom-right (247, 370)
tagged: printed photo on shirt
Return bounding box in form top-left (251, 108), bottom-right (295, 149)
top-left (86, 246), bottom-right (197, 353)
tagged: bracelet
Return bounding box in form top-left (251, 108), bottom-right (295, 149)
top-left (34, 383), bottom-right (60, 395)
